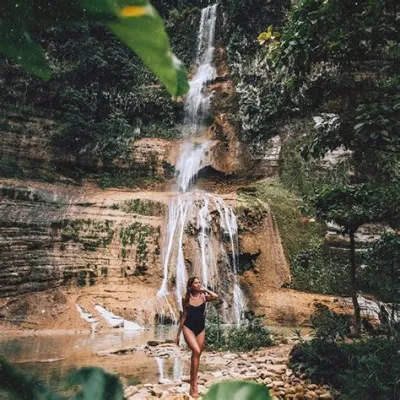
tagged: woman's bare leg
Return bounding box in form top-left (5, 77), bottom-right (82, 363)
top-left (193, 330), bottom-right (205, 394)
top-left (183, 326), bottom-right (201, 397)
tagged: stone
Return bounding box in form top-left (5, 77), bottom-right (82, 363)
top-left (176, 383), bottom-right (190, 394)
top-left (267, 364), bottom-right (287, 373)
top-left (259, 371), bottom-right (277, 379)
top-left (295, 384), bottom-right (304, 393)
top-left (319, 393), bottom-right (333, 399)
top-left (159, 379), bottom-right (174, 385)
top-left (181, 375), bottom-right (190, 383)
top-left (124, 386), bottom-right (139, 397)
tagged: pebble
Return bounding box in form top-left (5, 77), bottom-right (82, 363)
top-left (122, 344), bottom-right (334, 400)
top-left (319, 393), bottom-right (333, 399)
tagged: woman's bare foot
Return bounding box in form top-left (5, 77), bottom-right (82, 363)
top-left (189, 385), bottom-right (199, 398)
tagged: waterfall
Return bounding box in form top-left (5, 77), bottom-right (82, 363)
top-left (184, 4), bottom-right (218, 135)
top-left (157, 4), bottom-right (245, 324)
top-left (176, 141), bottom-right (212, 193)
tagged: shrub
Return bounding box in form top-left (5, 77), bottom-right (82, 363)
top-left (290, 337), bottom-right (400, 400)
top-left (206, 311), bottom-right (272, 352)
top-left (310, 303), bottom-right (351, 342)
top-left (290, 240), bottom-right (350, 295)
top-left (290, 305), bottom-right (400, 399)
top-left (206, 312), bottom-right (227, 351)
top-left (227, 313), bottom-right (273, 351)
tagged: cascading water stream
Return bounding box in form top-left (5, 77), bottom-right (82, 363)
top-left (157, 4), bottom-right (245, 325)
top-left (184, 4), bottom-right (217, 135)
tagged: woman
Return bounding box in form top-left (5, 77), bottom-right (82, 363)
top-left (176, 277), bottom-right (218, 398)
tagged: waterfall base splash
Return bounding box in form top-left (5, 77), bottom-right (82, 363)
top-left (157, 192), bottom-right (246, 325)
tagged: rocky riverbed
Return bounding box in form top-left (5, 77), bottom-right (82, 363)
top-left (106, 341), bottom-right (334, 400)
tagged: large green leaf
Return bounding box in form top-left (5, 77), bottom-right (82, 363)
top-left (0, 29), bottom-right (52, 80)
top-left (0, 357), bottom-right (124, 400)
top-left (65, 367), bottom-right (124, 400)
top-left (105, 2), bottom-right (189, 96)
top-left (0, 0), bottom-right (189, 96)
top-left (203, 381), bottom-right (272, 400)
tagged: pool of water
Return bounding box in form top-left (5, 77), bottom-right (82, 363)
top-left (0, 323), bottom-right (308, 397)
top-left (0, 326), bottom-right (189, 397)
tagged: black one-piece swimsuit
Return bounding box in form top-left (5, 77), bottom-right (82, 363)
top-left (184, 302), bottom-right (206, 336)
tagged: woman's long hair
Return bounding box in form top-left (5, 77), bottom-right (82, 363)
top-left (183, 277), bottom-right (198, 313)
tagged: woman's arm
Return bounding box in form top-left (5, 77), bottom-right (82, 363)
top-left (175, 298), bottom-right (186, 345)
top-left (202, 287), bottom-right (218, 302)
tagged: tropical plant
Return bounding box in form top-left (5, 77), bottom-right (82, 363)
top-left (312, 183), bottom-right (400, 331)
top-left (0, 357), bottom-right (123, 399)
top-left (290, 336), bottom-right (400, 400)
top-left (259, 0), bottom-right (399, 167)
top-left (310, 303), bottom-right (351, 342)
top-left (0, 0), bottom-right (189, 96)
top-left (226, 312), bottom-right (273, 351)
top-left (362, 232), bottom-right (400, 333)
top-left (203, 381), bottom-right (271, 400)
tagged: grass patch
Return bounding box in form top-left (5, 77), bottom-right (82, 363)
top-left (238, 178), bottom-right (325, 261)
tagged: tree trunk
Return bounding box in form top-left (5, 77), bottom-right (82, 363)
top-left (349, 230), bottom-right (361, 333)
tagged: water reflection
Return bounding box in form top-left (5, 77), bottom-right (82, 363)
top-left (0, 326), bottom-right (186, 396)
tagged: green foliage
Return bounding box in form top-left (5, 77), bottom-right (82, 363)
top-left (0, 0), bottom-right (189, 96)
top-left (119, 222), bottom-right (159, 274)
top-left (166, 6), bottom-right (201, 67)
top-left (268, 0), bottom-right (398, 90)
top-left (119, 222), bottom-right (157, 247)
top-left (65, 367), bottom-right (123, 400)
top-left (280, 129), bottom-right (351, 213)
top-left (312, 183), bottom-right (400, 233)
top-left (290, 337), bottom-right (400, 400)
top-left (291, 240), bottom-right (350, 295)
top-left (205, 309), bottom-right (227, 351)
top-left (60, 219), bottom-right (114, 250)
top-left (0, 158), bottom-right (25, 179)
top-left (263, 0), bottom-right (399, 159)
top-left (206, 311), bottom-right (272, 352)
top-left (0, 357), bottom-right (55, 399)
top-left (238, 179), bottom-right (326, 262)
top-left (310, 304), bottom-right (351, 342)
top-left (0, 355), bottom-right (273, 400)
top-left (362, 232), bottom-right (400, 304)
top-left (97, 170), bottom-right (160, 189)
top-left (222, 0), bottom-right (291, 142)
top-left (52, 114), bottom-right (133, 164)
top-left (290, 303), bottom-right (400, 399)
top-left (203, 381), bottom-right (271, 400)
top-left (77, 271), bottom-right (87, 287)
top-left (0, 4), bottom-right (200, 182)
top-left (290, 338), bottom-right (348, 387)
top-left (227, 313), bottom-right (273, 352)
top-left (0, 357), bottom-right (124, 400)
top-left (113, 199), bottom-right (166, 216)
top-left (304, 93), bottom-right (400, 159)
